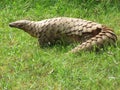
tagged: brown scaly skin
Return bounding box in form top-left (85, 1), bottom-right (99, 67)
top-left (9, 17), bottom-right (117, 53)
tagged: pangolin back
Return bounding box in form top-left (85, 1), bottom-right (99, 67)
top-left (9, 17), bottom-right (117, 53)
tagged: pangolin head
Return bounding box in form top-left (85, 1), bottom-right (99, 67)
top-left (9, 20), bottom-right (30, 29)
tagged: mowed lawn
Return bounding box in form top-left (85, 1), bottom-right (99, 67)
top-left (0, 0), bottom-right (120, 90)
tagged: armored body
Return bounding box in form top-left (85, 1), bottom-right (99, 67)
top-left (9, 17), bottom-right (117, 53)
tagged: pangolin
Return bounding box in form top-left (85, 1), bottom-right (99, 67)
top-left (9, 17), bottom-right (117, 53)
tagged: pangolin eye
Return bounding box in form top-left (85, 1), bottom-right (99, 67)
top-left (18, 24), bottom-right (24, 27)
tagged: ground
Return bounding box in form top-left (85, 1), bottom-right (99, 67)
top-left (0, 0), bottom-right (120, 90)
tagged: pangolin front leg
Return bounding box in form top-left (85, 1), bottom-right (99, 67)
top-left (9, 17), bottom-right (117, 53)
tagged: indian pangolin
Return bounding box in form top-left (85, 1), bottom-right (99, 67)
top-left (9, 17), bottom-right (117, 53)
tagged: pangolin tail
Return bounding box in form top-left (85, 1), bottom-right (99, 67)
top-left (69, 26), bottom-right (117, 53)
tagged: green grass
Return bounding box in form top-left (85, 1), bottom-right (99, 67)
top-left (0, 0), bottom-right (120, 90)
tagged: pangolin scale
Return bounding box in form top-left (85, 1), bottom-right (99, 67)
top-left (9, 17), bottom-right (117, 53)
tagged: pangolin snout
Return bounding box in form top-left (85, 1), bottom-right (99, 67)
top-left (9, 23), bottom-right (14, 27)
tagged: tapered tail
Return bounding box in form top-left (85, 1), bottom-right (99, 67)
top-left (69, 26), bottom-right (117, 53)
